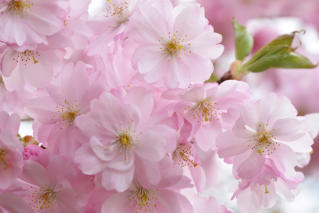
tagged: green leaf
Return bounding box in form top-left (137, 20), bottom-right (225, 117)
top-left (233, 19), bottom-right (254, 61)
top-left (271, 52), bottom-right (317, 69)
top-left (241, 31), bottom-right (317, 73)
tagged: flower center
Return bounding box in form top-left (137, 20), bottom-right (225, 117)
top-left (189, 98), bottom-right (221, 122)
top-left (57, 100), bottom-right (80, 126)
top-left (165, 39), bottom-right (183, 56)
top-left (114, 133), bottom-right (133, 160)
top-left (129, 185), bottom-right (156, 212)
top-left (160, 31), bottom-right (191, 57)
top-left (7, 0), bottom-right (32, 13)
top-left (0, 149), bottom-right (9, 170)
top-left (14, 50), bottom-right (39, 66)
top-left (250, 124), bottom-right (279, 155)
top-left (118, 134), bottom-right (132, 147)
top-left (30, 186), bottom-right (57, 211)
top-left (61, 111), bottom-right (78, 123)
top-left (105, 0), bottom-right (128, 17)
top-left (172, 144), bottom-right (197, 168)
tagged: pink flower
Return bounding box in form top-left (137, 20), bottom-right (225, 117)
top-left (0, 44), bottom-right (64, 91)
top-left (87, 0), bottom-right (139, 55)
top-left (163, 81), bottom-right (250, 151)
top-left (169, 118), bottom-right (218, 192)
top-left (101, 157), bottom-right (193, 213)
top-left (0, 112), bottom-right (23, 190)
top-left (89, 0), bottom-right (137, 32)
top-left (102, 183), bottom-right (192, 213)
top-left (131, 0), bottom-right (223, 88)
top-left (232, 161), bottom-right (300, 213)
top-left (21, 156), bottom-right (87, 212)
top-left (216, 94), bottom-right (313, 182)
top-left (0, 0), bottom-right (67, 46)
top-left (25, 62), bottom-right (103, 157)
top-left (74, 88), bottom-right (173, 192)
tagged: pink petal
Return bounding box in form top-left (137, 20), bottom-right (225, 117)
top-left (157, 190), bottom-right (192, 213)
top-left (125, 87), bottom-right (154, 120)
top-left (59, 62), bottom-right (90, 103)
top-left (270, 144), bottom-right (302, 181)
top-left (102, 192), bottom-right (132, 213)
top-left (25, 96), bottom-right (57, 124)
top-left (21, 160), bottom-right (50, 186)
top-left (191, 28), bottom-right (224, 60)
top-left (173, 5), bottom-right (206, 40)
top-left (90, 137), bottom-right (117, 162)
top-left (216, 132), bottom-right (250, 158)
top-left (24, 58), bottom-right (52, 88)
top-left (135, 128), bottom-right (166, 162)
top-left (181, 86), bottom-right (205, 102)
top-left (74, 144), bottom-right (106, 175)
top-left (101, 167), bottom-right (134, 192)
top-left (75, 112), bottom-right (117, 141)
top-left (235, 151), bottom-right (265, 179)
top-left (135, 157), bottom-right (161, 186)
top-left (158, 156), bottom-right (183, 188)
top-left (195, 123), bottom-right (222, 151)
top-left (178, 53), bottom-right (213, 85)
top-left (26, 3), bottom-right (63, 36)
top-left (0, 192), bottom-right (33, 213)
top-left (272, 118), bottom-right (304, 141)
top-left (134, 45), bottom-right (164, 74)
top-left (2, 63), bottom-right (24, 91)
top-left (1, 48), bottom-right (18, 77)
top-left (284, 133), bottom-right (314, 153)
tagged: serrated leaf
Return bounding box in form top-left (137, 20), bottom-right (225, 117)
top-left (233, 19), bottom-right (254, 61)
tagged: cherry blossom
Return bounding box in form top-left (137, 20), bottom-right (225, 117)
top-left (131, 0), bottom-right (223, 88)
top-left (74, 88), bottom-right (174, 192)
top-left (25, 62), bottom-right (103, 157)
top-left (20, 156), bottom-right (87, 212)
top-left (0, 0), bottom-right (67, 46)
top-left (217, 94), bottom-right (314, 182)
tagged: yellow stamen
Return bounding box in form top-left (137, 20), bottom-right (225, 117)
top-left (114, 133), bottom-right (133, 160)
top-left (57, 100), bottom-right (80, 126)
top-left (190, 99), bottom-right (218, 122)
top-left (106, 0), bottom-right (116, 8)
top-left (0, 149), bottom-right (9, 170)
top-left (61, 111), bottom-right (78, 124)
top-left (8, 0), bottom-right (32, 13)
top-left (119, 134), bottom-right (131, 147)
top-left (264, 185), bottom-right (269, 194)
top-left (164, 40), bottom-right (183, 56)
top-left (129, 185), bottom-right (156, 212)
top-left (173, 144), bottom-right (197, 168)
top-left (31, 186), bottom-right (56, 211)
top-left (249, 124), bottom-right (279, 156)
top-left (105, 0), bottom-right (128, 17)
top-left (15, 50), bottom-right (40, 65)
top-left (160, 31), bottom-right (191, 57)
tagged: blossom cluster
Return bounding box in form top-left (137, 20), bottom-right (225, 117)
top-left (0, 0), bottom-right (318, 213)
